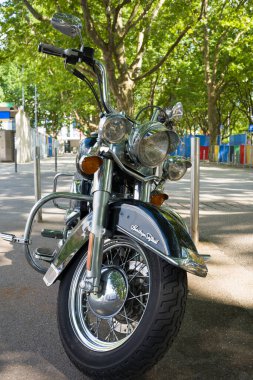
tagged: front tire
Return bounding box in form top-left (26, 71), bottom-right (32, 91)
top-left (57, 237), bottom-right (187, 379)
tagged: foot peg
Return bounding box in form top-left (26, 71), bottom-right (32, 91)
top-left (34, 247), bottom-right (56, 262)
top-left (199, 254), bottom-right (211, 262)
top-left (41, 229), bottom-right (63, 239)
top-left (0, 233), bottom-right (28, 244)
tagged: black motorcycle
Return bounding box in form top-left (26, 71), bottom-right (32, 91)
top-left (1, 13), bottom-right (207, 380)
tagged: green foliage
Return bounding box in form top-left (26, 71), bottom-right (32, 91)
top-left (0, 0), bottom-right (253, 140)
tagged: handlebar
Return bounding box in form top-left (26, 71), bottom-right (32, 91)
top-left (38, 43), bottom-right (66, 57)
top-left (38, 43), bottom-right (95, 65)
top-left (38, 42), bottom-right (115, 114)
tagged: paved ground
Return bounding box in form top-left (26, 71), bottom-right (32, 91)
top-left (0, 155), bottom-right (252, 380)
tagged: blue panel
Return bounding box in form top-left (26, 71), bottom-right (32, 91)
top-left (0, 111), bottom-right (11, 119)
top-left (219, 145), bottom-right (229, 162)
top-left (229, 134), bottom-right (246, 146)
top-left (173, 135), bottom-right (211, 158)
top-left (181, 136), bottom-right (190, 157)
top-left (195, 134), bottom-right (210, 147)
top-left (176, 143), bottom-right (186, 156)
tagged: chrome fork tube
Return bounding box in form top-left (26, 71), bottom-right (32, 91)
top-left (134, 181), bottom-right (152, 202)
top-left (85, 158), bottom-right (113, 293)
top-left (140, 181), bottom-right (152, 202)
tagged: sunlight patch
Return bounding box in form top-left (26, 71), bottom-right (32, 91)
top-left (0, 253), bottom-right (12, 266)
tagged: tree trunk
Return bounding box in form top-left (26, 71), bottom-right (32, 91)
top-left (208, 95), bottom-right (219, 146)
top-left (116, 74), bottom-right (135, 115)
top-left (102, 50), bottom-right (135, 116)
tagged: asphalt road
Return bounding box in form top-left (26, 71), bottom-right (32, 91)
top-left (0, 156), bottom-right (252, 380)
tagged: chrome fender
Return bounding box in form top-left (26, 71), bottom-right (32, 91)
top-left (43, 200), bottom-right (207, 286)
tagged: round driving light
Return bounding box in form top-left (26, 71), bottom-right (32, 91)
top-left (102, 115), bottom-right (129, 143)
top-left (79, 156), bottom-right (103, 175)
top-left (128, 121), bottom-right (172, 168)
top-left (163, 157), bottom-right (191, 181)
top-left (168, 162), bottom-right (187, 180)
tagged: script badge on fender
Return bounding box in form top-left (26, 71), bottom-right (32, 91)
top-left (131, 225), bottom-right (159, 245)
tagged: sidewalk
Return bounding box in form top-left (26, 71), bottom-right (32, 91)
top-left (0, 155), bottom-right (252, 380)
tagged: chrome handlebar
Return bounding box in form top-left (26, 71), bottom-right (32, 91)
top-left (94, 60), bottom-right (115, 114)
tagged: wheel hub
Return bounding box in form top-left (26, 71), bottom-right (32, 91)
top-left (88, 267), bottom-right (128, 318)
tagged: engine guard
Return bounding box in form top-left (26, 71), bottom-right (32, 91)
top-left (43, 199), bottom-right (208, 286)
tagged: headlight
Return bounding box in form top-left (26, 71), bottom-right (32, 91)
top-left (101, 115), bottom-right (130, 144)
top-left (163, 157), bottom-right (191, 181)
top-left (128, 122), bottom-right (180, 168)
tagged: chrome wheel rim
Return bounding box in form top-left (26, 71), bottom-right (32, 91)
top-left (68, 238), bottom-right (150, 351)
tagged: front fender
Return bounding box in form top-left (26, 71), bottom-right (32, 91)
top-left (43, 200), bottom-right (207, 286)
top-left (109, 200), bottom-right (207, 277)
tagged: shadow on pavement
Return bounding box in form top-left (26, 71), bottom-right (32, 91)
top-left (0, 246), bottom-right (252, 380)
top-left (0, 159), bottom-right (252, 379)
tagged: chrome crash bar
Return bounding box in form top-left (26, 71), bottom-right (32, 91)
top-left (0, 192), bottom-right (92, 246)
top-left (23, 192), bottom-right (93, 243)
top-left (53, 173), bottom-right (74, 209)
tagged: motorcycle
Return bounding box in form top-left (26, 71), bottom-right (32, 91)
top-left (0, 13), bottom-right (208, 380)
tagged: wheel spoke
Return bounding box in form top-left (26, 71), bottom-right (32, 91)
top-left (70, 239), bottom-right (151, 351)
top-left (127, 292), bottom-right (149, 301)
top-left (123, 253), bottom-right (140, 270)
top-left (105, 318), bottom-right (119, 342)
top-left (95, 319), bottom-right (99, 338)
top-left (120, 248), bottom-right (131, 269)
top-left (122, 307), bottom-right (136, 334)
top-left (128, 290), bottom-right (147, 308)
top-left (117, 309), bottom-right (138, 324)
top-left (128, 263), bottom-right (147, 283)
top-left (110, 248), bottom-right (118, 263)
top-left (94, 317), bottom-right (102, 338)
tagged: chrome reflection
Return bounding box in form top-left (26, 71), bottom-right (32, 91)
top-left (88, 267), bottom-right (128, 318)
top-left (69, 238), bottom-right (150, 351)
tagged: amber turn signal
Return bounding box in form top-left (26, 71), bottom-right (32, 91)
top-left (79, 156), bottom-right (103, 175)
top-left (150, 193), bottom-right (168, 207)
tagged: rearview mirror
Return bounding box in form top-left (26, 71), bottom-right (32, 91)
top-left (170, 102), bottom-right (183, 121)
top-left (51, 13), bottom-right (82, 38)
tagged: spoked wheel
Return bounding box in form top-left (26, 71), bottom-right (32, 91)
top-left (58, 237), bottom-right (187, 380)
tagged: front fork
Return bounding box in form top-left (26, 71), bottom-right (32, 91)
top-left (82, 158), bottom-right (113, 293)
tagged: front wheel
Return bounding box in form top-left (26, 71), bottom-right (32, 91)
top-left (57, 237), bottom-right (187, 379)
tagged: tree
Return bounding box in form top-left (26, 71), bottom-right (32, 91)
top-left (1, 0), bottom-right (253, 142)
top-left (2, 0), bottom-right (205, 116)
top-left (201, 0), bottom-right (252, 146)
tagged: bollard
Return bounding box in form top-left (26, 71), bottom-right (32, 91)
top-left (14, 148), bottom-right (17, 173)
top-left (55, 147), bottom-right (58, 173)
top-left (33, 85), bottom-right (42, 222)
top-left (190, 137), bottom-right (200, 245)
top-left (34, 146), bottom-right (42, 222)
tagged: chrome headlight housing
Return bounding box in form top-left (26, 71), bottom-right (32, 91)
top-left (163, 156), bottom-right (191, 181)
top-left (101, 114), bottom-right (131, 144)
top-left (128, 122), bottom-right (180, 168)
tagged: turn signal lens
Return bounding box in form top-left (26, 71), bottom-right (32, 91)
top-left (150, 193), bottom-right (168, 207)
top-left (79, 156), bottom-right (103, 175)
